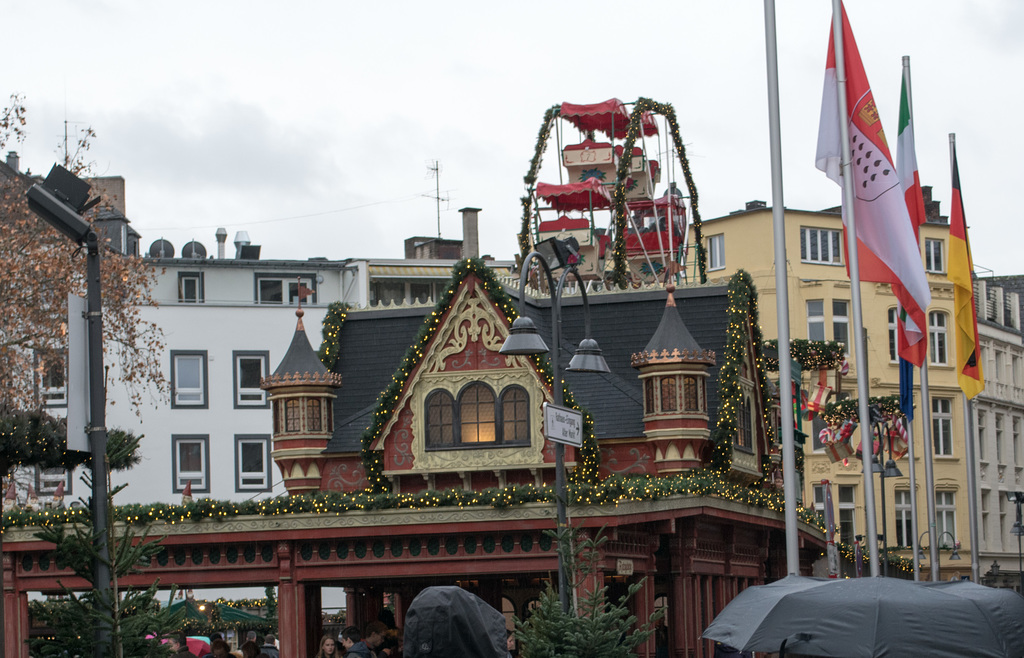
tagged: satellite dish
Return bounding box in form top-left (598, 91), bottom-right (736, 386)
top-left (148, 239), bottom-right (175, 258)
top-left (182, 240), bottom-right (207, 259)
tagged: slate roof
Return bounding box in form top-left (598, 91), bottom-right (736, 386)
top-left (324, 280), bottom-right (732, 453)
top-left (272, 313), bottom-right (331, 379)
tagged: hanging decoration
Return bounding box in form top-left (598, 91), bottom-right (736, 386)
top-left (317, 301), bottom-right (349, 370)
top-left (762, 339), bottom-right (846, 372)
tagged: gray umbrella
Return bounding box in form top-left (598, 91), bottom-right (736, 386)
top-left (702, 574), bottom-right (1024, 658)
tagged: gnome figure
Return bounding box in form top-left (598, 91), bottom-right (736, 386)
top-left (3, 483), bottom-right (16, 512)
top-left (181, 480), bottom-right (193, 504)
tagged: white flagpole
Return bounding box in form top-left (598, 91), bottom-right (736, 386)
top-left (830, 0), bottom-right (880, 575)
top-left (901, 56), bottom-right (922, 581)
top-left (920, 363), bottom-right (940, 580)
top-left (764, 0), bottom-right (800, 574)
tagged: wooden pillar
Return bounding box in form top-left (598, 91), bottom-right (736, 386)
top-left (632, 572), bottom-right (657, 658)
top-left (276, 541), bottom-right (307, 658)
top-left (3, 553), bottom-right (27, 658)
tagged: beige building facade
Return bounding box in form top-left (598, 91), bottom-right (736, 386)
top-left (696, 195), bottom-right (973, 579)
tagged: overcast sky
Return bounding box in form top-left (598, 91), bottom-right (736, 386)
top-left (4, 1), bottom-right (1021, 276)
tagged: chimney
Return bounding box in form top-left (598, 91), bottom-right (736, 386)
top-left (233, 231), bottom-right (251, 259)
top-left (215, 227), bottom-right (228, 259)
top-left (745, 200), bottom-right (767, 211)
top-left (460, 207), bottom-right (481, 259)
top-left (6, 151), bottom-right (19, 173)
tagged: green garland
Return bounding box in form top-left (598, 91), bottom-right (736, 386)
top-left (820, 395), bottom-right (903, 426)
top-left (519, 105), bottom-right (561, 259)
top-left (709, 271), bottom-right (775, 474)
top-left (762, 339), bottom-right (846, 372)
top-left (318, 301), bottom-right (349, 370)
top-left (609, 98), bottom-right (705, 288)
top-left (4, 471), bottom-right (822, 531)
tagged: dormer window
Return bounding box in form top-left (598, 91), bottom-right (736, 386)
top-left (425, 383), bottom-right (530, 450)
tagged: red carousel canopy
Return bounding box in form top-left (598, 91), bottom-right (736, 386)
top-left (536, 179), bottom-right (613, 212)
top-left (560, 100), bottom-right (659, 139)
top-left (538, 215), bottom-right (592, 233)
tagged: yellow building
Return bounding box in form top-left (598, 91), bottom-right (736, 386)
top-left (695, 194), bottom-right (971, 579)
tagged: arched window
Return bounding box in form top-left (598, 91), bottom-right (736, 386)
top-left (500, 386), bottom-right (530, 444)
top-left (929, 311), bottom-right (948, 365)
top-left (285, 398), bottom-right (302, 433)
top-left (459, 383), bottom-right (496, 444)
top-left (426, 390), bottom-right (456, 448)
top-left (660, 376), bottom-right (678, 412)
top-left (683, 376), bottom-right (699, 412)
top-left (306, 398), bottom-right (322, 432)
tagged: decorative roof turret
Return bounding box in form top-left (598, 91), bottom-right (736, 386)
top-left (261, 308), bottom-right (343, 389)
top-left (631, 285), bottom-right (715, 368)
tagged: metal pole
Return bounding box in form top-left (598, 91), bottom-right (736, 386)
top-left (962, 395), bottom-right (980, 582)
top-left (920, 366), bottom-right (940, 580)
top-left (879, 454), bottom-right (889, 577)
top-left (830, 0), bottom-right (879, 574)
top-left (907, 417), bottom-right (921, 580)
top-left (86, 232), bottom-right (111, 657)
top-left (763, 0), bottom-right (800, 575)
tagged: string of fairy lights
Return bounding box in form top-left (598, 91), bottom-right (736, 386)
top-left (820, 395), bottom-right (904, 426)
top-left (762, 338), bottom-right (846, 372)
top-left (519, 105), bottom-right (561, 260)
top-left (710, 271), bottom-right (776, 474)
top-left (317, 302), bottom-right (349, 371)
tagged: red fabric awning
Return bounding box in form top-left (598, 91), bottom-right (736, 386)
top-left (538, 216), bottom-right (592, 232)
top-left (536, 180), bottom-right (613, 212)
top-left (559, 100), bottom-right (659, 139)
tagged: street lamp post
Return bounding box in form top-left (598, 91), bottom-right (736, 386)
top-left (918, 530), bottom-right (962, 578)
top-left (26, 165), bottom-right (110, 658)
top-left (1006, 491), bottom-right (1024, 594)
top-left (500, 237), bottom-right (610, 615)
top-left (870, 406), bottom-right (902, 577)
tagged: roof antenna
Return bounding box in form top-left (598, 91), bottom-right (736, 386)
top-left (425, 160), bottom-right (450, 238)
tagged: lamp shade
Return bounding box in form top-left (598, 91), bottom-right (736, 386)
top-left (499, 317), bottom-right (549, 355)
top-left (883, 459), bottom-right (903, 478)
top-left (566, 338), bottom-right (611, 373)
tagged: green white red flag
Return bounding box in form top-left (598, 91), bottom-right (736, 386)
top-left (815, 2), bottom-right (931, 367)
top-left (895, 62), bottom-right (928, 367)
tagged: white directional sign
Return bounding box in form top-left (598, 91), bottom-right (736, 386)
top-left (543, 402), bottom-right (583, 447)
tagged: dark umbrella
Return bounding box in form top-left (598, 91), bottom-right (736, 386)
top-left (702, 575), bottom-right (1024, 658)
top-left (403, 586), bottom-right (506, 658)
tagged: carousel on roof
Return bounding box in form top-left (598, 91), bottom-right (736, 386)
top-left (519, 98), bottom-right (707, 287)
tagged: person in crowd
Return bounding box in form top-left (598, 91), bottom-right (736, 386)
top-left (246, 631), bottom-right (258, 644)
top-left (202, 633), bottom-right (225, 658)
top-left (346, 621), bottom-right (386, 658)
top-left (313, 634), bottom-right (339, 658)
top-left (378, 628), bottom-right (401, 657)
top-left (239, 640), bottom-right (260, 658)
top-left (210, 639), bottom-right (231, 658)
top-left (260, 634), bottom-right (280, 658)
top-left (339, 626), bottom-right (361, 655)
top-left (507, 629), bottom-right (519, 657)
top-left (169, 633), bottom-right (199, 658)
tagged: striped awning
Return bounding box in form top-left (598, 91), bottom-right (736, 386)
top-left (369, 265), bottom-right (456, 278)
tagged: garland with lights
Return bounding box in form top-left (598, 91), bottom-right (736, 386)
top-left (318, 301), bottom-right (349, 371)
top-left (834, 540), bottom-right (914, 575)
top-left (4, 471), bottom-right (822, 531)
top-left (609, 98), bottom-right (705, 288)
top-left (518, 105), bottom-right (561, 259)
top-left (709, 271), bottom-right (775, 473)
top-left (820, 395), bottom-right (903, 426)
top-left (762, 339), bottom-right (846, 372)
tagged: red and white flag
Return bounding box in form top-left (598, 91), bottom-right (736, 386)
top-left (815, 3), bottom-right (931, 366)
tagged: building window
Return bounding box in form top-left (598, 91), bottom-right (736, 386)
top-left (928, 312), bottom-right (948, 365)
top-left (233, 351), bottom-right (268, 408)
top-left (807, 300), bottom-right (825, 341)
top-left (996, 413), bottom-right (1005, 463)
top-left (644, 379), bottom-right (655, 415)
top-left (813, 484), bottom-right (855, 545)
top-left (800, 227), bottom-right (842, 265)
top-left (285, 399), bottom-right (302, 433)
top-left (306, 398), bottom-right (323, 432)
top-left (924, 239), bottom-right (944, 273)
top-left (736, 395), bottom-right (753, 450)
top-left (255, 274), bottom-right (316, 305)
top-left (178, 272), bottom-right (204, 303)
top-left (500, 386), bottom-right (530, 444)
top-left (235, 435), bottom-right (272, 492)
top-left (832, 300), bottom-right (849, 350)
top-left (38, 354), bottom-right (66, 407)
top-left (707, 234), bottom-right (725, 271)
top-left (978, 410), bottom-right (987, 461)
top-left (1014, 416), bottom-right (1021, 465)
top-left (660, 376), bottom-right (678, 412)
top-left (887, 307), bottom-right (898, 362)
top-left (932, 397), bottom-right (953, 456)
top-left (425, 384), bottom-right (530, 449)
top-left (894, 490), bottom-right (912, 547)
top-left (36, 467), bottom-right (71, 496)
top-left (683, 376), bottom-right (700, 412)
top-left (936, 491), bottom-right (957, 542)
top-left (172, 435), bottom-right (209, 493)
top-left (171, 351), bottom-right (208, 408)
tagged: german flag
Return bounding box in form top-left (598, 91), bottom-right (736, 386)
top-left (947, 140), bottom-right (984, 399)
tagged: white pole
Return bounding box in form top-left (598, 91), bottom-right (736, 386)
top-left (764, 0), bottom-right (800, 574)
top-left (830, 0), bottom-right (880, 575)
top-left (920, 364), bottom-right (940, 580)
